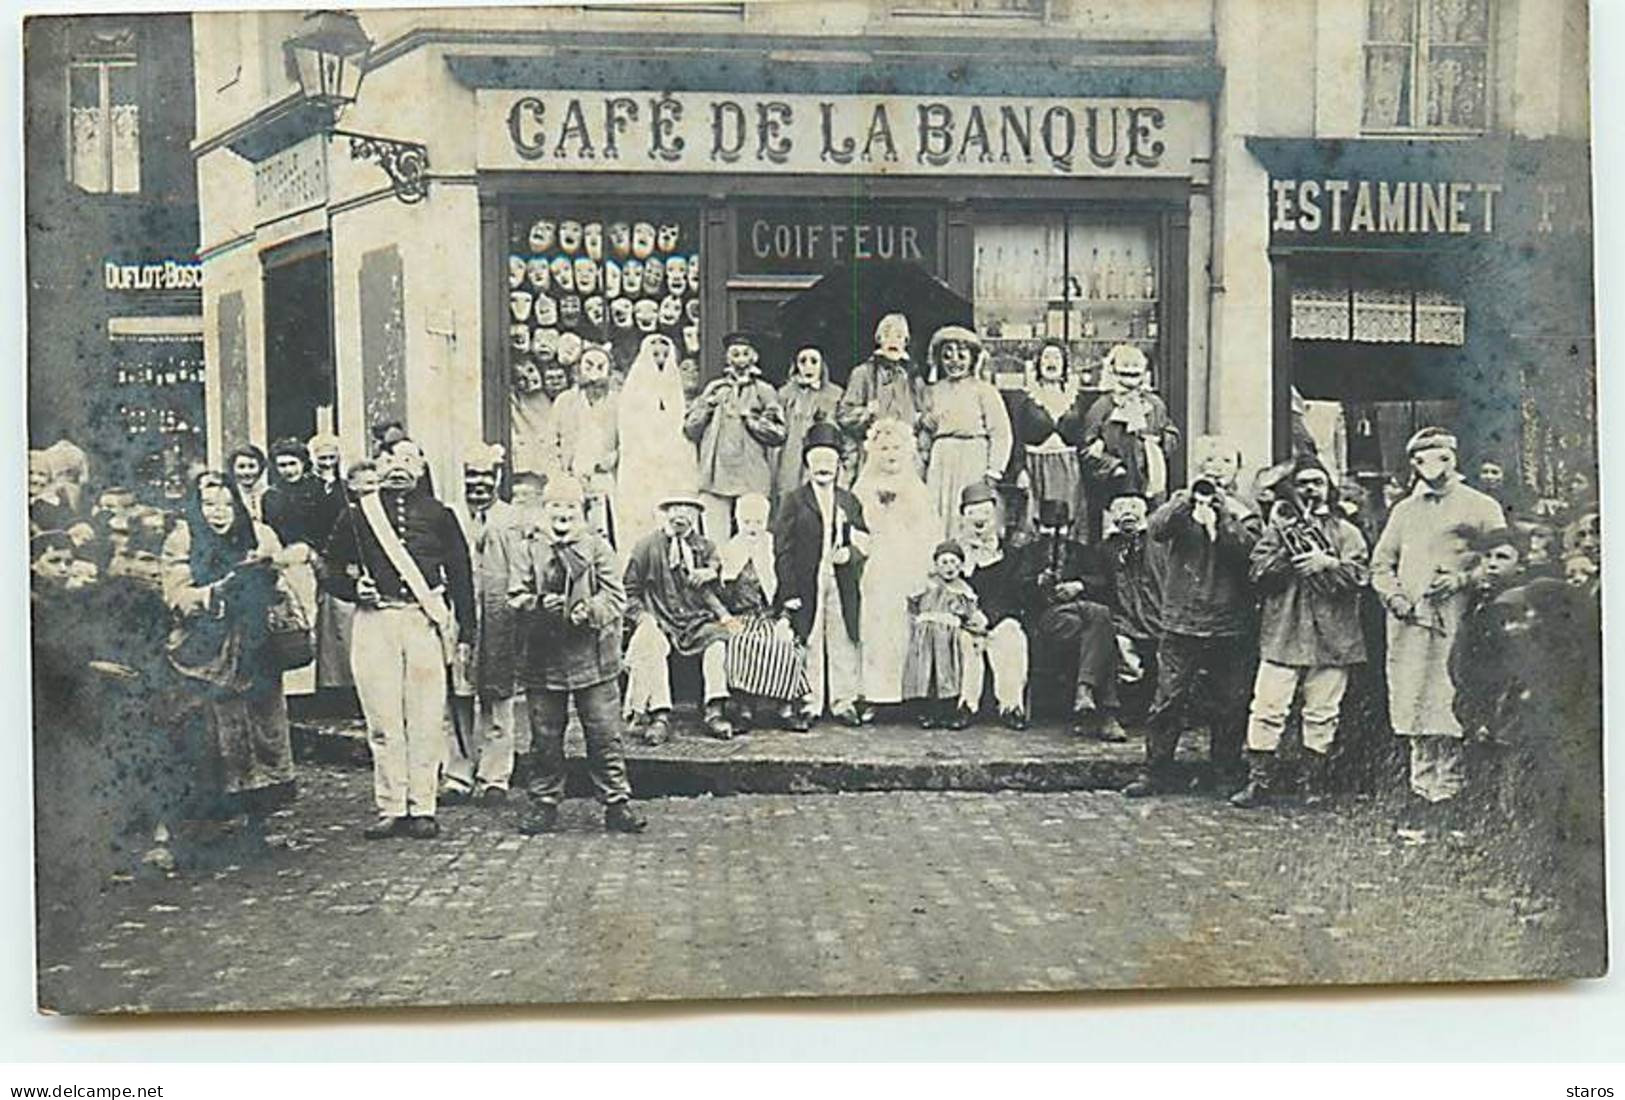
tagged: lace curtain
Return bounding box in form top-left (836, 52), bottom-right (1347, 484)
top-left (67, 60), bottom-right (139, 194)
top-left (1363, 0), bottom-right (1489, 131)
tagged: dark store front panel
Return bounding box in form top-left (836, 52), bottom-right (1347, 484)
top-left (262, 242), bottom-right (334, 445)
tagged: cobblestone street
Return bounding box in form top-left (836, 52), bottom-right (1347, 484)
top-left (34, 763), bottom-right (1602, 1015)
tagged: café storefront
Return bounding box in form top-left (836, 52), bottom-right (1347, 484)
top-left (471, 79), bottom-right (1215, 477)
top-left (1249, 136), bottom-right (1596, 503)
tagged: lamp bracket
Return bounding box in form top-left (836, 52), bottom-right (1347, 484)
top-left (333, 128), bottom-right (430, 204)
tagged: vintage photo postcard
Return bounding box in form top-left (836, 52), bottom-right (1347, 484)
top-left (26, 0), bottom-right (1604, 1015)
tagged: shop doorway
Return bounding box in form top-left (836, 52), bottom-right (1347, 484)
top-left (262, 238), bottom-right (334, 445)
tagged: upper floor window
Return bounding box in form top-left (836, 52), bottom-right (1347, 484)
top-left (1363, 0), bottom-right (1491, 133)
top-left (66, 28), bottom-right (140, 194)
top-left (892, 0), bottom-right (1046, 19)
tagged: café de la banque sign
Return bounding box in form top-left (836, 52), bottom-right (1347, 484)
top-left (478, 90), bottom-right (1208, 177)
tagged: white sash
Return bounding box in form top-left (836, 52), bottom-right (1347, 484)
top-left (358, 492), bottom-right (458, 666)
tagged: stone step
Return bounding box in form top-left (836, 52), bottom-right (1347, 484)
top-left (290, 714), bottom-right (1214, 797)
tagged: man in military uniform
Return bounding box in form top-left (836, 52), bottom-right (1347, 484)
top-left (323, 436), bottom-right (475, 839)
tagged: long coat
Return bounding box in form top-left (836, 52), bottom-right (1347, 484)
top-left (452, 499), bottom-right (525, 698)
top-left (1370, 476), bottom-right (1505, 737)
top-left (772, 377), bottom-right (846, 503)
top-left (773, 482), bottom-right (868, 643)
top-left (685, 375), bottom-right (788, 498)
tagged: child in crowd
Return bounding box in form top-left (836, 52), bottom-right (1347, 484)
top-left (902, 540), bottom-right (988, 729)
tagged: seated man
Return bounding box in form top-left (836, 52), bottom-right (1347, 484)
top-left (622, 493), bottom-right (733, 743)
top-left (1021, 499), bottom-right (1128, 742)
top-left (957, 482), bottom-right (1029, 729)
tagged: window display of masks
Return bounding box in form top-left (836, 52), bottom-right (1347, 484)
top-left (505, 207), bottom-right (701, 394)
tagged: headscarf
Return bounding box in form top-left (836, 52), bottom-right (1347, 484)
top-left (620, 333), bottom-right (685, 425)
top-left (925, 325), bottom-right (983, 385)
top-left (719, 494), bottom-right (777, 603)
top-left (184, 471), bottom-right (256, 586)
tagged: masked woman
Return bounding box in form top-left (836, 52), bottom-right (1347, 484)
top-left (161, 472), bottom-right (297, 831)
top-left (918, 325), bottom-right (1012, 542)
top-left (616, 332), bottom-right (699, 557)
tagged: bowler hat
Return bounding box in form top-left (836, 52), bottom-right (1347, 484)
top-left (803, 421), bottom-right (842, 456)
top-left (959, 481), bottom-right (997, 511)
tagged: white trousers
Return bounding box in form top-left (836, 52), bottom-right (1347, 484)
top-left (804, 568), bottom-right (862, 717)
top-left (1245, 662), bottom-right (1349, 755)
top-left (1406, 734), bottom-right (1466, 803)
top-left (445, 694), bottom-right (517, 793)
top-left (624, 617), bottom-right (729, 716)
top-left (351, 605), bottom-right (447, 817)
top-left (960, 618), bottom-right (1029, 713)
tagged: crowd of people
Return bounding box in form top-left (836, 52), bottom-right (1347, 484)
top-left (28, 314), bottom-right (1604, 897)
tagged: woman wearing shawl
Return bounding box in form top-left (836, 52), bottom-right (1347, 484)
top-left (716, 493), bottom-right (807, 729)
top-left (918, 325), bottom-right (1012, 542)
top-left (1011, 339), bottom-right (1093, 541)
top-left (161, 472), bottom-right (297, 827)
top-left (262, 437), bottom-right (325, 695)
top-left (616, 333), bottom-right (699, 556)
top-left (853, 417), bottom-right (938, 709)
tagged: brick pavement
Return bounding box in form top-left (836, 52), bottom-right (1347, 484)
top-left (35, 765), bottom-right (1603, 1015)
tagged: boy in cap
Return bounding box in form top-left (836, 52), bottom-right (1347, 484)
top-left (509, 475), bottom-right (646, 834)
top-left (622, 493), bottom-right (735, 741)
top-left (774, 421), bottom-right (871, 728)
top-left (1371, 427), bottom-right (1506, 815)
top-left (443, 443), bottom-right (525, 805)
top-left (685, 331), bottom-right (787, 541)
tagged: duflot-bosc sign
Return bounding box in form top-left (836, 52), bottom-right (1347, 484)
top-left (478, 90), bottom-right (1208, 177)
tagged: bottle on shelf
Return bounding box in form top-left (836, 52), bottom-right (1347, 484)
top-left (1105, 249), bottom-right (1121, 300)
top-left (1142, 264), bottom-right (1157, 301)
top-left (1087, 247), bottom-right (1102, 300)
top-left (1145, 306), bottom-right (1160, 341)
top-left (1081, 308), bottom-right (1097, 339)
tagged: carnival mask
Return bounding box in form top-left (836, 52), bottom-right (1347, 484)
top-left (528, 219), bottom-right (555, 253)
top-left (1037, 343), bottom-right (1066, 382)
top-left (531, 327), bottom-right (559, 363)
top-left (643, 257), bottom-right (664, 297)
top-left (687, 253), bottom-right (700, 293)
top-left (507, 254), bottom-right (526, 288)
top-left (937, 339), bottom-right (975, 381)
top-left (634, 298), bottom-right (659, 333)
top-left (632, 221), bottom-right (656, 259)
top-left (679, 358), bottom-right (701, 398)
top-left (510, 324), bottom-right (531, 352)
top-left (611, 297), bottom-right (634, 329)
top-left (683, 323), bottom-right (701, 355)
top-left (559, 294), bottom-right (583, 330)
top-left (584, 222), bottom-right (604, 262)
top-left (604, 259), bottom-right (622, 299)
top-left (685, 298), bottom-right (700, 323)
top-left (512, 357), bottom-right (543, 394)
top-left (558, 219), bottom-right (583, 255)
top-left (793, 346), bottom-right (824, 386)
top-left (508, 290), bottom-right (534, 323)
top-left (532, 293), bottom-right (557, 327)
top-left (657, 222), bottom-right (681, 253)
top-left (608, 221), bottom-right (631, 259)
top-left (665, 256), bottom-right (687, 296)
top-left (542, 363), bottom-right (572, 400)
top-left (549, 256), bottom-right (574, 293)
top-left (584, 295), bottom-right (606, 328)
top-left (526, 257), bottom-right (550, 292)
top-left (557, 331), bottom-right (584, 367)
top-left (573, 257), bottom-right (600, 295)
top-left (579, 346), bottom-right (612, 385)
top-left (875, 313), bottom-right (910, 360)
top-left (659, 295), bottom-right (683, 327)
top-left (622, 258), bottom-right (644, 297)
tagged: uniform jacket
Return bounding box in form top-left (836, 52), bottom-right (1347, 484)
top-left (773, 482), bottom-right (868, 643)
top-left (321, 487), bottom-right (476, 643)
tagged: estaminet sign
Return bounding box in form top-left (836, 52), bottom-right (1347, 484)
top-left (478, 90), bottom-right (1209, 177)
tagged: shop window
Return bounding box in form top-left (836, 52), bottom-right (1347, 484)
top-left (893, 0), bottom-right (1046, 17)
top-left (1363, 0), bottom-right (1492, 133)
top-left (974, 215), bottom-right (1161, 388)
top-left (504, 206), bottom-right (701, 470)
top-left (1291, 280), bottom-right (1465, 347)
top-left (66, 32), bottom-right (140, 195)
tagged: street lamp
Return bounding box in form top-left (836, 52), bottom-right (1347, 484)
top-left (284, 9), bottom-right (430, 204)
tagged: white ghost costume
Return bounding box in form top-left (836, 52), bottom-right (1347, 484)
top-left (615, 333), bottom-right (700, 555)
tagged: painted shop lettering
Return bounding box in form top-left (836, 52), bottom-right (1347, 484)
top-left (507, 94), bottom-right (1168, 172)
top-left (103, 260), bottom-right (204, 291)
top-left (749, 219), bottom-right (924, 263)
top-left (1272, 178), bottom-right (1503, 236)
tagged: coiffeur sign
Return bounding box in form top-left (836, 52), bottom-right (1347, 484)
top-left (478, 90), bottom-right (1208, 177)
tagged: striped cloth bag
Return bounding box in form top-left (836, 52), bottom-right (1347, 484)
top-left (725, 616), bottom-right (809, 701)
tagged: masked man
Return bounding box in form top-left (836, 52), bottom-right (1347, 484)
top-left (1100, 492), bottom-right (1167, 719)
top-left (552, 344), bottom-right (621, 543)
top-left (1021, 499), bottom-right (1126, 741)
top-left (443, 444), bottom-right (525, 805)
top-left (323, 436), bottom-right (475, 839)
top-left (1125, 441), bottom-right (1261, 798)
top-left (1371, 427), bottom-right (1505, 810)
top-left (956, 482), bottom-right (1028, 729)
top-left (772, 341), bottom-right (847, 505)
top-left (1082, 343), bottom-right (1179, 503)
top-left (685, 331), bottom-right (788, 541)
top-left (775, 422), bottom-right (871, 729)
top-left (509, 475), bottom-right (646, 835)
top-left (623, 494), bottom-right (734, 742)
top-left (838, 313), bottom-right (925, 472)
top-left (1231, 458), bottom-right (1370, 809)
